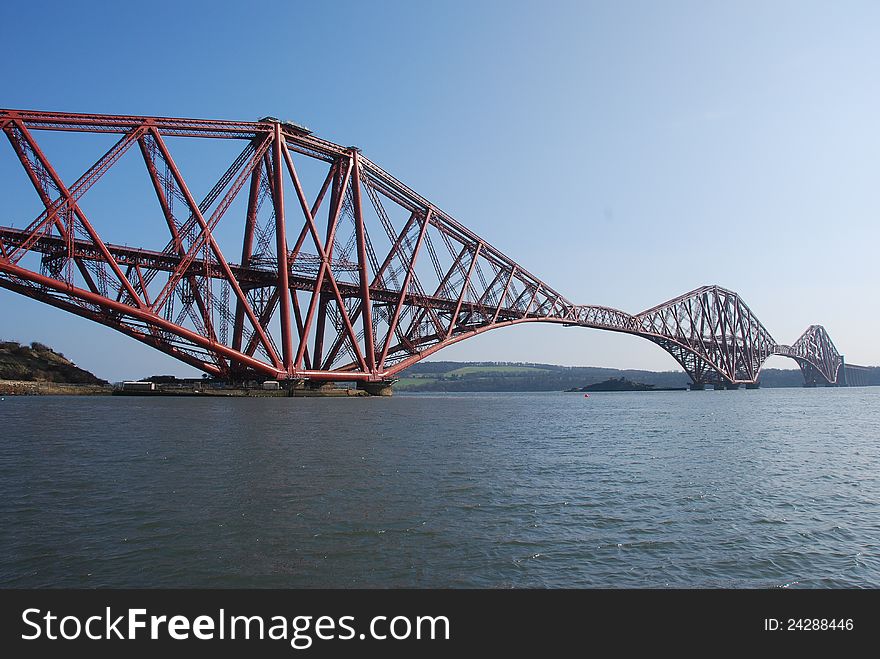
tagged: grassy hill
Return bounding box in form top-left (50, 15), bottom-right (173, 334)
top-left (394, 361), bottom-right (813, 392)
top-left (0, 341), bottom-right (106, 384)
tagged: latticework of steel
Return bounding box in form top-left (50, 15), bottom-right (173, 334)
top-left (0, 109), bottom-right (855, 387)
top-left (773, 325), bottom-right (843, 386)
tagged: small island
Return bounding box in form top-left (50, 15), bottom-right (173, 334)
top-left (566, 377), bottom-right (687, 392)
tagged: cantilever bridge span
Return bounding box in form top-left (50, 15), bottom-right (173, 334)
top-left (0, 110), bottom-right (863, 390)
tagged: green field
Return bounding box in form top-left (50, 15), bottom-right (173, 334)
top-left (445, 365), bottom-right (550, 376)
top-left (389, 360), bottom-right (830, 392)
top-left (394, 363), bottom-right (555, 391)
top-left (394, 378), bottom-right (429, 387)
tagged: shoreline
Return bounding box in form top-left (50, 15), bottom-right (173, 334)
top-left (0, 379), bottom-right (370, 398)
top-left (0, 380), bottom-right (112, 396)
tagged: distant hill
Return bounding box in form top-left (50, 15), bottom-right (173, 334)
top-left (0, 341), bottom-right (106, 384)
top-left (394, 361), bottom-right (814, 392)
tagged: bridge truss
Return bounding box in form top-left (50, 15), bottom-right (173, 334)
top-left (0, 109), bottom-right (859, 388)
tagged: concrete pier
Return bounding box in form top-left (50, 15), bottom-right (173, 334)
top-left (356, 380), bottom-right (395, 396)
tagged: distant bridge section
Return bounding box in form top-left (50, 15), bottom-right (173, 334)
top-left (838, 363), bottom-right (876, 387)
top-left (634, 285), bottom-right (775, 388)
top-left (772, 325), bottom-right (842, 386)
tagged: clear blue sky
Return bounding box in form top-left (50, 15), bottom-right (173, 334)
top-left (1, 0), bottom-right (878, 380)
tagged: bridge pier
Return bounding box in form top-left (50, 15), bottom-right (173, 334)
top-left (714, 382), bottom-right (740, 390)
top-left (304, 380), bottom-right (340, 394)
top-left (745, 382), bottom-right (760, 390)
top-left (689, 382), bottom-right (706, 391)
top-left (356, 380), bottom-right (395, 397)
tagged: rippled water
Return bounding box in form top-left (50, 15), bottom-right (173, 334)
top-left (1, 387), bottom-right (878, 588)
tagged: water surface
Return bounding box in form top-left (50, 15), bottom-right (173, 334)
top-left (0, 387), bottom-right (878, 587)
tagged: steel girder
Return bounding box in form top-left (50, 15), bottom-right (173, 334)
top-left (636, 285), bottom-right (777, 385)
top-left (0, 109), bottom-right (852, 386)
top-left (634, 286), bottom-right (846, 386)
top-left (772, 325), bottom-right (843, 385)
top-left (0, 109), bottom-right (581, 382)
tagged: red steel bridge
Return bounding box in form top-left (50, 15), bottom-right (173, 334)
top-left (0, 110), bottom-right (868, 392)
